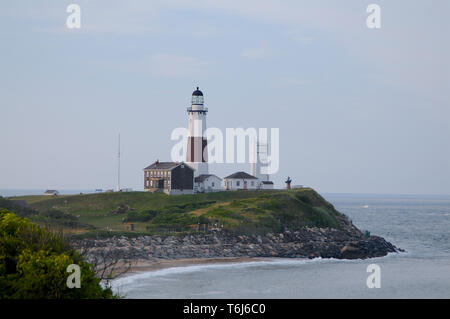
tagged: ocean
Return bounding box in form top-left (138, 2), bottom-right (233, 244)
top-left (0, 189), bottom-right (98, 197)
top-left (111, 193), bottom-right (450, 298)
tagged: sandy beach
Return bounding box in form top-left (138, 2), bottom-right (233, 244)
top-left (116, 257), bottom-right (264, 278)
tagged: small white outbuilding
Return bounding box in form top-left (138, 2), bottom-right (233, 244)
top-left (223, 171), bottom-right (259, 191)
top-left (260, 181), bottom-right (274, 189)
top-left (194, 174), bottom-right (222, 193)
top-left (44, 190), bottom-right (59, 196)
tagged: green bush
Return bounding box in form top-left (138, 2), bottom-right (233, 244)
top-left (0, 209), bottom-right (114, 299)
top-left (206, 206), bottom-right (245, 221)
top-left (0, 196), bottom-right (38, 218)
top-left (123, 210), bottom-right (158, 222)
top-left (39, 209), bottom-right (77, 220)
top-left (167, 201), bottom-right (217, 213)
top-left (31, 209), bottom-right (82, 228)
top-left (197, 215), bottom-right (210, 225)
top-left (295, 194), bottom-right (312, 204)
top-left (150, 211), bottom-right (197, 228)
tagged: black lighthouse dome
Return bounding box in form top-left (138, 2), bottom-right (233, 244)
top-left (191, 87), bottom-right (204, 105)
top-left (192, 87), bottom-right (203, 96)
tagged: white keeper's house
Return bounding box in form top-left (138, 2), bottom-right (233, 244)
top-left (194, 174), bottom-right (222, 193)
top-left (223, 171), bottom-right (259, 190)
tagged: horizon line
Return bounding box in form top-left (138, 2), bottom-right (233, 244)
top-left (1, 187), bottom-right (450, 198)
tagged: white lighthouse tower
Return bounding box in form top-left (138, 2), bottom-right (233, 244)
top-left (186, 87), bottom-right (209, 177)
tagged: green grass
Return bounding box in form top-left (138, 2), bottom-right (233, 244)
top-left (8, 188), bottom-right (345, 236)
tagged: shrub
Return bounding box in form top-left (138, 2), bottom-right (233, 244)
top-left (0, 209), bottom-right (114, 299)
top-left (206, 206), bottom-right (245, 221)
top-left (295, 194), bottom-right (312, 204)
top-left (150, 211), bottom-right (197, 228)
top-left (32, 209), bottom-right (81, 228)
top-left (123, 210), bottom-right (158, 222)
top-left (0, 196), bottom-right (38, 218)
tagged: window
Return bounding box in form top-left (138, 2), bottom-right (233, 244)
top-left (212, 182), bottom-right (215, 187)
top-left (251, 181), bottom-right (254, 186)
top-left (237, 181), bottom-right (240, 186)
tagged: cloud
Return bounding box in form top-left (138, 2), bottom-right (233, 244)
top-left (146, 53), bottom-right (211, 78)
top-left (241, 47), bottom-right (271, 60)
top-left (3, 1), bottom-right (448, 98)
top-left (271, 76), bottom-right (309, 88)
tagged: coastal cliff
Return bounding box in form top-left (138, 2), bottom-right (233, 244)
top-left (7, 189), bottom-right (400, 267)
top-left (72, 230), bottom-right (397, 265)
top-left (72, 221), bottom-right (398, 266)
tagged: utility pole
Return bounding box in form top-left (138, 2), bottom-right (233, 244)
top-left (117, 133), bottom-right (120, 192)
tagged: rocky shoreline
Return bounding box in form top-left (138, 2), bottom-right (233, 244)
top-left (72, 225), bottom-right (400, 270)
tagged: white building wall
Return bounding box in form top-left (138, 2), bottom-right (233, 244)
top-left (195, 175), bottom-right (222, 193)
top-left (224, 178), bottom-right (259, 190)
top-left (260, 182), bottom-right (274, 190)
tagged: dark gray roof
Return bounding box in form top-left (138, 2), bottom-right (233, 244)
top-left (194, 174), bottom-right (211, 183)
top-left (192, 87), bottom-right (203, 96)
top-left (261, 181), bottom-right (274, 184)
top-left (194, 174), bottom-right (222, 183)
top-left (144, 162), bottom-right (178, 170)
top-left (44, 190), bottom-right (58, 194)
top-left (144, 161), bottom-right (193, 171)
top-left (224, 171), bottom-right (258, 180)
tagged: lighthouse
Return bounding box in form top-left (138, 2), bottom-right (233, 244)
top-left (186, 87), bottom-right (209, 177)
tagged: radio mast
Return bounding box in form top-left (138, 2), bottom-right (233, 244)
top-left (117, 133), bottom-right (120, 192)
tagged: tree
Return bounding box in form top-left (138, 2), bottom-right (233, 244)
top-left (0, 209), bottom-right (115, 299)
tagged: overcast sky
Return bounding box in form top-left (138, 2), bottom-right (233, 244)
top-left (1, 0), bottom-right (449, 194)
